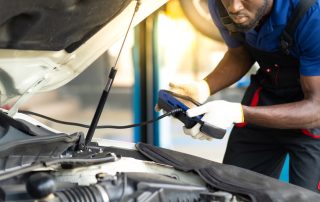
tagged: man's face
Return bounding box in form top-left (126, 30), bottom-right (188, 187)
top-left (221, 0), bottom-right (273, 31)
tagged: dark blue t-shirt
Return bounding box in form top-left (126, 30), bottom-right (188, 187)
top-left (208, 0), bottom-right (320, 76)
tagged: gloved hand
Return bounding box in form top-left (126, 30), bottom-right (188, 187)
top-left (154, 79), bottom-right (211, 112)
top-left (183, 100), bottom-right (244, 141)
top-left (169, 80), bottom-right (210, 104)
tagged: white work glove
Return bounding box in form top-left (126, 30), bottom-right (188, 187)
top-left (183, 100), bottom-right (244, 141)
top-left (169, 80), bottom-right (210, 104)
top-left (155, 79), bottom-right (211, 112)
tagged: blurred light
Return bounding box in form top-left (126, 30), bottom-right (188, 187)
top-left (157, 12), bottom-right (197, 85)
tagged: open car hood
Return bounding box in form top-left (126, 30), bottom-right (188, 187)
top-left (0, 0), bottom-right (167, 109)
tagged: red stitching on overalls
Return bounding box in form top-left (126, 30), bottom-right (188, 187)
top-left (250, 87), bottom-right (263, 106)
top-left (235, 87), bottom-right (263, 128)
top-left (301, 129), bottom-right (320, 139)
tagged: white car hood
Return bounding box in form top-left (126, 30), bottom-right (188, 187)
top-left (0, 0), bottom-right (167, 110)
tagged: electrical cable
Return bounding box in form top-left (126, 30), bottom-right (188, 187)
top-left (18, 108), bottom-right (183, 129)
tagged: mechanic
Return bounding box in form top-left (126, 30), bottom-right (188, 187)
top-left (169, 0), bottom-right (320, 192)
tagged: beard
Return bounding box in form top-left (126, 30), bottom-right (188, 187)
top-left (233, 0), bottom-right (269, 32)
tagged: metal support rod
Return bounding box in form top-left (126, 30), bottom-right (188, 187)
top-left (85, 0), bottom-right (140, 145)
top-left (85, 68), bottom-right (117, 145)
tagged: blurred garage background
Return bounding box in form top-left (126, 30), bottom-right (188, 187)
top-left (20, 0), bottom-right (274, 170)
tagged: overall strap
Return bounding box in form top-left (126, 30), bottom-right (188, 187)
top-left (280, 0), bottom-right (317, 54)
top-left (216, 0), bottom-right (236, 32)
top-left (216, 0), bottom-right (245, 42)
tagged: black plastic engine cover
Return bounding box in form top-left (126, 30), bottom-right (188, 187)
top-left (136, 143), bottom-right (320, 202)
top-left (0, 0), bottom-right (131, 52)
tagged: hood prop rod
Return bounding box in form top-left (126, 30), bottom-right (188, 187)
top-left (85, 0), bottom-right (140, 145)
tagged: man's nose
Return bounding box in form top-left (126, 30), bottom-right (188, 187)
top-left (227, 0), bottom-right (244, 13)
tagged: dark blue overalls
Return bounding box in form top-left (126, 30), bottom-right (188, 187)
top-left (216, 0), bottom-right (320, 192)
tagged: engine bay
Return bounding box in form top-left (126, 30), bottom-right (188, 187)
top-left (0, 110), bottom-right (248, 202)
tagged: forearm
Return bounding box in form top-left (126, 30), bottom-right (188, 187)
top-left (205, 46), bottom-right (254, 95)
top-left (243, 76), bottom-right (320, 129)
top-left (243, 99), bottom-right (320, 129)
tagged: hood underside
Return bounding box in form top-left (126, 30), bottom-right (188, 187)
top-left (0, 0), bottom-right (168, 111)
top-left (0, 0), bottom-right (131, 52)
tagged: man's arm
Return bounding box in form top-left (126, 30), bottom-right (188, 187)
top-left (205, 46), bottom-right (255, 95)
top-left (243, 75), bottom-right (320, 129)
